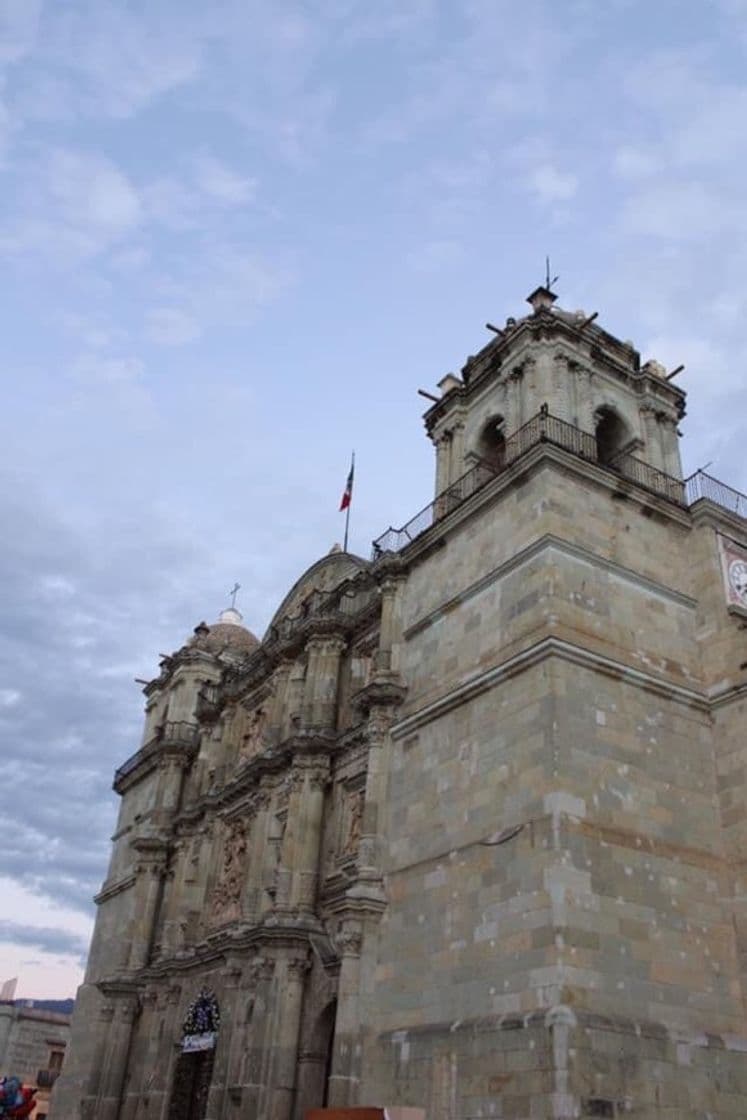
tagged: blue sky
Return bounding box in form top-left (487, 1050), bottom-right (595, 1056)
top-left (1, 0), bottom-right (747, 998)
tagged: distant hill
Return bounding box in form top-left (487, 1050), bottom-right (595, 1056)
top-left (14, 998), bottom-right (74, 1015)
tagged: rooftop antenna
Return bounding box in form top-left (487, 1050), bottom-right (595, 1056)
top-left (229, 582), bottom-right (241, 609)
top-left (545, 256), bottom-right (559, 291)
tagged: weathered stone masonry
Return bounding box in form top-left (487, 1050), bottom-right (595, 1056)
top-left (53, 285), bottom-right (747, 1120)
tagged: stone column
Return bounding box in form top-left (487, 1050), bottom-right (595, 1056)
top-left (156, 984), bottom-right (183, 1120)
top-left (128, 840), bottom-right (167, 970)
top-left (206, 960), bottom-right (243, 1118)
top-left (326, 919), bottom-right (364, 1106)
top-left (244, 789), bottom-right (270, 921)
top-left (640, 405), bottom-right (664, 470)
top-left (301, 635), bottom-right (346, 731)
top-left (288, 758), bottom-right (331, 914)
top-left (95, 995), bottom-right (140, 1120)
top-left (269, 660), bottom-right (294, 743)
top-left (374, 570), bottom-right (406, 675)
top-left (261, 780), bottom-right (287, 916)
top-left (659, 413), bottom-right (683, 479)
top-left (550, 354), bottom-right (572, 421)
top-left (154, 750), bottom-right (190, 823)
top-left (247, 957), bottom-right (277, 1120)
top-left (449, 419), bottom-right (465, 484)
top-left (122, 987), bottom-right (158, 1120)
top-left (506, 367), bottom-right (524, 434)
top-left (433, 430), bottom-right (451, 499)
top-left (77, 998), bottom-right (115, 1119)
top-left (270, 955), bottom-right (311, 1120)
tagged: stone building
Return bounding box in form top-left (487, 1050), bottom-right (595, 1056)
top-left (53, 285), bottom-right (747, 1119)
top-left (0, 1001), bottom-right (70, 1118)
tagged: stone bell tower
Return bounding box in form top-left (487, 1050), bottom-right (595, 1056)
top-left (427, 284), bottom-right (684, 499)
top-left (362, 286), bottom-right (747, 1118)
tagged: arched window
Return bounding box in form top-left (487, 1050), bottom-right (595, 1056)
top-left (595, 407), bottom-right (629, 466)
top-left (477, 416), bottom-right (506, 471)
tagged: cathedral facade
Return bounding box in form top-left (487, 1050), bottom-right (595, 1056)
top-left (53, 287), bottom-right (747, 1120)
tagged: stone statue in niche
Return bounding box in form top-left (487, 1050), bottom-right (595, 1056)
top-left (239, 706), bottom-right (266, 764)
top-left (343, 790), bottom-right (364, 856)
top-left (211, 820), bottom-right (247, 924)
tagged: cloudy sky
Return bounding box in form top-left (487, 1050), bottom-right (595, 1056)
top-left (1, 0), bottom-right (747, 1000)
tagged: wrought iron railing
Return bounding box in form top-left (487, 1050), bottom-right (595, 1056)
top-left (371, 409), bottom-right (690, 557)
top-left (372, 460), bottom-right (496, 555)
top-left (686, 470), bottom-right (747, 519)
top-left (113, 721), bottom-right (199, 788)
top-left (616, 453), bottom-right (685, 504)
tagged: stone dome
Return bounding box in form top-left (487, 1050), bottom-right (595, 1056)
top-left (189, 607), bottom-right (260, 656)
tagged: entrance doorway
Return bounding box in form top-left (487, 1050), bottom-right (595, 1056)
top-left (167, 1049), bottom-right (215, 1120)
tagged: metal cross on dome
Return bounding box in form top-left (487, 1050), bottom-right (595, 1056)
top-left (229, 582), bottom-right (241, 609)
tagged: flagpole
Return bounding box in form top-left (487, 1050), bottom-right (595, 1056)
top-left (343, 451), bottom-right (354, 553)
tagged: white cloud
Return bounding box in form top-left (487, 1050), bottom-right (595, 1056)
top-left (405, 238), bottom-right (464, 274)
top-left (72, 353), bottom-right (144, 385)
top-left (0, 0), bottom-right (41, 65)
top-left (193, 154), bottom-right (256, 205)
top-left (0, 148), bottom-right (142, 262)
top-left (0, 688), bottom-right (21, 708)
top-left (623, 181), bottom-right (744, 239)
top-left (527, 163), bottom-right (578, 205)
top-left (612, 146), bottom-right (660, 179)
top-left (147, 307), bottom-right (202, 346)
top-left (40, 2), bottom-right (203, 120)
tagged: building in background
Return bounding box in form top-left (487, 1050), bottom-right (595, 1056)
top-left (53, 286), bottom-right (747, 1119)
top-left (0, 1000), bottom-right (71, 1119)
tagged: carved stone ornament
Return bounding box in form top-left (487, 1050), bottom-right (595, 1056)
top-left (343, 790), bottom-right (364, 856)
top-left (286, 955), bottom-right (312, 981)
top-left (335, 920), bottom-right (363, 957)
top-left (210, 820), bottom-right (247, 925)
top-left (249, 956), bottom-right (275, 984)
top-left (238, 706), bottom-right (267, 764)
top-left (290, 759), bottom-right (330, 792)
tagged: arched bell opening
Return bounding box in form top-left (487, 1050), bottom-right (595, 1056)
top-left (477, 415), bottom-right (507, 471)
top-left (595, 406), bottom-right (629, 466)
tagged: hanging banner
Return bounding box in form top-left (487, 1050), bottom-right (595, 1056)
top-left (182, 1031), bottom-right (216, 1053)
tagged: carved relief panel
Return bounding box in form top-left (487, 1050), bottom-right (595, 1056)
top-left (208, 819), bottom-right (247, 927)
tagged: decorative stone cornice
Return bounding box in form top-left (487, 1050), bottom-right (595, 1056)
top-left (94, 872), bottom-right (136, 906)
top-left (353, 675), bottom-right (407, 717)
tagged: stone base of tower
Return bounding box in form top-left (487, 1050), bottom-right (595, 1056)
top-left (368, 1008), bottom-right (747, 1119)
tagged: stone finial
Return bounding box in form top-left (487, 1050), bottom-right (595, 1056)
top-left (526, 285), bottom-right (558, 313)
top-left (438, 373), bottom-right (462, 395)
top-left (641, 358), bottom-right (667, 379)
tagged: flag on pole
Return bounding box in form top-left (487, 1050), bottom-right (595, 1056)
top-left (339, 456), bottom-right (354, 511)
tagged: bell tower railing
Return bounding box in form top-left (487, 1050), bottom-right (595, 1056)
top-left (370, 409), bottom-right (732, 557)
